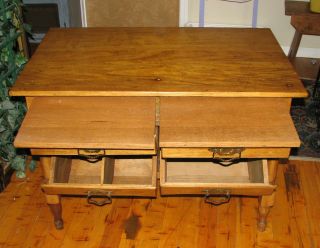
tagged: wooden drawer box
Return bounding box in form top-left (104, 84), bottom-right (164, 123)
top-left (43, 156), bottom-right (157, 197)
top-left (14, 96), bottom-right (158, 225)
top-left (160, 158), bottom-right (275, 196)
top-left (14, 97), bottom-right (159, 201)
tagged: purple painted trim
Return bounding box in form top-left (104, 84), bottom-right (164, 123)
top-left (199, 0), bottom-right (205, 27)
top-left (252, 0), bottom-right (259, 28)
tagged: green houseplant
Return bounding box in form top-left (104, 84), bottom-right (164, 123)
top-left (0, 0), bottom-right (34, 181)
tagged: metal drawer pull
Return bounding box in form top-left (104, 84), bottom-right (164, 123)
top-left (203, 189), bottom-right (231, 206)
top-left (87, 190), bottom-right (112, 206)
top-left (208, 148), bottom-right (245, 166)
top-left (78, 149), bottom-right (105, 163)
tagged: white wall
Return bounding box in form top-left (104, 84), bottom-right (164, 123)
top-left (187, 0), bottom-right (320, 57)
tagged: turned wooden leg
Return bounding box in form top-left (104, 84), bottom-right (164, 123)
top-left (257, 159), bottom-right (278, 231)
top-left (258, 192), bottom-right (275, 231)
top-left (47, 195), bottom-right (64, 229)
top-left (40, 157), bottom-right (64, 229)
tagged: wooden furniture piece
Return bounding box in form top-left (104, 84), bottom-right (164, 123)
top-left (285, 0), bottom-right (320, 80)
top-left (11, 28), bottom-right (307, 232)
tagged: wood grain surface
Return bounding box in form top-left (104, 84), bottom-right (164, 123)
top-left (285, 0), bottom-right (313, 16)
top-left (291, 15), bottom-right (320, 34)
top-left (0, 160), bottom-right (319, 247)
top-left (291, 57), bottom-right (320, 81)
top-left (160, 97), bottom-right (300, 148)
top-left (10, 28), bottom-right (307, 97)
top-left (14, 97), bottom-right (156, 149)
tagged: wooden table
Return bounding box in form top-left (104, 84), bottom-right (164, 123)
top-left (285, 0), bottom-right (320, 80)
top-left (11, 28), bottom-right (307, 232)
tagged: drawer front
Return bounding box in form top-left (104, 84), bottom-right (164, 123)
top-left (161, 147), bottom-right (290, 159)
top-left (42, 156), bottom-right (157, 197)
top-left (42, 184), bottom-right (156, 197)
top-left (31, 148), bottom-right (157, 156)
top-left (160, 184), bottom-right (275, 196)
top-left (160, 158), bottom-right (275, 196)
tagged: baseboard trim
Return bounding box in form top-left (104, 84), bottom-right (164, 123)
top-left (289, 156), bottom-right (320, 162)
top-left (282, 46), bottom-right (320, 59)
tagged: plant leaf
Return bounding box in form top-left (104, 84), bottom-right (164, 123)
top-left (16, 170), bottom-right (26, 178)
top-left (10, 156), bottom-right (25, 171)
top-left (1, 0), bottom-right (29, 176)
top-left (1, 100), bottom-right (15, 110)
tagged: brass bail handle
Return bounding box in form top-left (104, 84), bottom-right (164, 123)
top-left (78, 149), bottom-right (105, 163)
top-left (208, 148), bottom-right (245, 166)
top-left (87, 190), bottom-right (112, 206)
top-left (203, 189), bottom-right (231, 206)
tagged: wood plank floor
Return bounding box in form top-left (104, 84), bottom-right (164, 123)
top-left (0, 160), bottom-right (319, 248)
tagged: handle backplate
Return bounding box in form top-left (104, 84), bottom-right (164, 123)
top-left (78, 149), bottom-right (105, 163)
top-left (87, 190), bottom-right (112, 206)
top-left (203, 189), bottom-right (231, 206)
top-left (208, 148), bottom-right (245, 166)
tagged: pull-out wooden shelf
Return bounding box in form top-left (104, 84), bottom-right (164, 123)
top-left (15, 97), bottom-right (157, 154)
top-left (43, 156), bottom-right (157, 197)
top-left (160, 97), bottom-right (300, 150)
top-left (160, 158), bottom-right (275, 196)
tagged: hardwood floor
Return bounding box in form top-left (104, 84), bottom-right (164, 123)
top-left (0, 160), bottom-right (319, 248)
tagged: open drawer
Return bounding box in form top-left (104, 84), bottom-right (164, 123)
top-left (42, 156), bottom-right (157, 197)
top-left (14, 97), bottom-right (157, 156)
top-left (160, 158), bottom-right (275, 196)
